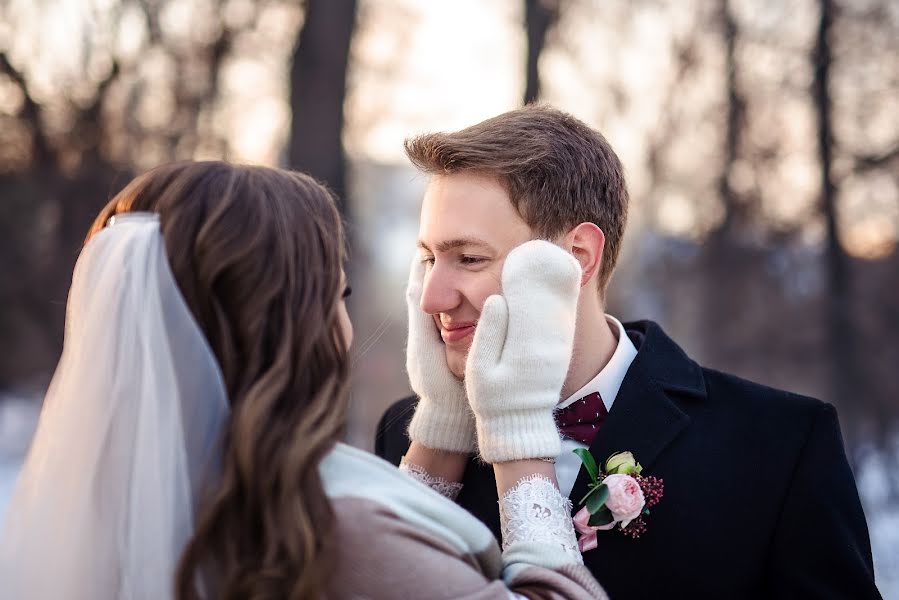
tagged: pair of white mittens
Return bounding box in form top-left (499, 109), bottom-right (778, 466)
top-left (406, 240), bottom-right (581, 463)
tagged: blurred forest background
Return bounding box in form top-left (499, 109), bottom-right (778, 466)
top-left (0, 0), bottom-right (897, 592)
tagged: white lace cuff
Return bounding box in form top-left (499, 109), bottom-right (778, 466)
top-left (499, 474), bottom-right (581, 562)
top-left (399, 458), bottom-right (464, 501)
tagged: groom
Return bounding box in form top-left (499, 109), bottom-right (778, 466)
top-left (375, 105), bottom-right (880, 599)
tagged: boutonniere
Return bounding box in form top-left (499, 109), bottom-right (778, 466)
top-left (572, 450), bottom-right (664, 552)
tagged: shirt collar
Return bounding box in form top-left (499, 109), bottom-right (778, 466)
top-left (558, 314), bottom-right (637, 412)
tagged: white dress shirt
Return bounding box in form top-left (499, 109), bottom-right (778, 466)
top-left (554, 315), bottom-right (638, 498)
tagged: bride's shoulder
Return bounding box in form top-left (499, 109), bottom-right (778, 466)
top-left (319, 443), bottom-right (496, 557)
top-left (319, 441), bottom-right (442, 503)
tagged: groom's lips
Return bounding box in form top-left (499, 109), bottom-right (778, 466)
top-left (440, 321), bottom-right (476, 344)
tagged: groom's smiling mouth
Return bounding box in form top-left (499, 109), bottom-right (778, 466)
top-left (439, 320), bottom-right (477, 344)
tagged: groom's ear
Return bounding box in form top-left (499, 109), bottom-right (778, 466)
top-left (563, 223), bottom-right (605, 288)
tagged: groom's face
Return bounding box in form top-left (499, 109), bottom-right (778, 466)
top-left (417, 172), bottom-right (534, 378)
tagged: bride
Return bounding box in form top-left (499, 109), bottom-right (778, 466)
top-left (0, 161), bottom-right (605, 599)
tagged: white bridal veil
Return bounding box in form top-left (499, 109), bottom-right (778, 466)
top-left (0, 213), bottom-right (229, 599)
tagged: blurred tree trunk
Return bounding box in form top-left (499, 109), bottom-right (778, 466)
top-left (700, 0), bottom-right (749, 367)
top-left (523, 0), bottom-right (559, 104)
top-left (0, 52), bottom-right (98, 385)
top-left (288, 0), bottom-right (357, 216)
top-left (718, 0), bottom-right (747, 236)
top-left (813, 0), bottom-right (862, 445)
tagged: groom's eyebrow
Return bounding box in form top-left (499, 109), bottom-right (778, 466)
top-left (417, 237), bottom-right (495, 253)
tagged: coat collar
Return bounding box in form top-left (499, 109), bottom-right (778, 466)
top-left (569, 320), bottom-right (702, 505)
top-left (622, 320), bottom-right (706, 399)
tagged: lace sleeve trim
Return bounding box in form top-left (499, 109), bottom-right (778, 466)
top-left (399, 458), bottom-right (464, 501)
top-left (498, 474), bottom-right (581, 562)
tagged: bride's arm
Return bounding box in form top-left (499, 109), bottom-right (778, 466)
top-left (328, 490), bottom-right (606, 600)
top-left (493, 459), bottom-right (587, 594)
top-left (399, 441), bottom-right (467, 500)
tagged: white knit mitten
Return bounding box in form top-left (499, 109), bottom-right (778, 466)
top-left (465, 240), bottom-right (581, 463)
top-left (405, 256), bottom-right (477, 453)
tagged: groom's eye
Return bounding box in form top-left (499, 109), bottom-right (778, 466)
top-left (460, 256), bottom-right (486, 266)
top-left (420, 255), bottom-right (435, 266)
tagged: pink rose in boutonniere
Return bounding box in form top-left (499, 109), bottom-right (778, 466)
top-left (602, 474), bottom-right (645, 527)
top-left (572, 450), bottom-right (664, 552)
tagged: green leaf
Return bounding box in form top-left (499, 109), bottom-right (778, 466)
top-left (588, 507), bottom-right (614, 527)
top-left (573, 448), bottom-right (599, 482)
top-left (586, 484), bottom-right (609, 514)
top-left (642, 507), bottom-right (651, 516)
top-left (578, 483), bottom-right (601, 505)
top-left (578, 481), bottom-right (610, 505)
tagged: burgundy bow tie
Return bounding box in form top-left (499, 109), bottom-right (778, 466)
top-left (553, 391), bottom-right (607, 446)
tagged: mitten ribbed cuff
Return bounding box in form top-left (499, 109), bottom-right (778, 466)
top-left (474, 411), bottom-right (561, 464)
top-left (407, 399), bottom-right (477, 453)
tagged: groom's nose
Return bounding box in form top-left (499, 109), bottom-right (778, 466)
top-left (420, 263), bottom-right (463, 315)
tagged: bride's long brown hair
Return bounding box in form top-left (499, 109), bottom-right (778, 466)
top-left (88, 161), bottom-right (350, 599)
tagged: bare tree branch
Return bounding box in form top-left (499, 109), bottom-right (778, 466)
top-left (854, 143), bottom-right (899, 173)
top-left (137, 0), bottom-right (163, 44)
top-left (717, 0), bottom-right (749, 235)
top-left (644, 33), bottom-right (699, 211)
top-left (0, 52), bottom-right (54, 168)
top-left (74, 60), bottom-right (122, 166)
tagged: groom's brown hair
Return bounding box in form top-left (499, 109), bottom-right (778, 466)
top-left (404, 104), bottom-right (629, 295)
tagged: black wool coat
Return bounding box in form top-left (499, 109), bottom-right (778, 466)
top-left (375, 321), bottom-right (881, 599)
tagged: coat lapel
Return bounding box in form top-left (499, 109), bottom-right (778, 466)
top-left (568, 321), bottom-right (704, 507)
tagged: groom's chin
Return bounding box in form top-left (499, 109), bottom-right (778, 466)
top-left (445, 346), bottom-right (468, 380)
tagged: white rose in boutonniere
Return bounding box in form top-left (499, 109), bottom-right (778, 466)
top-left (604, 451), bottom-right (642, 475)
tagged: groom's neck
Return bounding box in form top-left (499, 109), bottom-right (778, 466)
top-left (560, 295), bottom-right (618, 401)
